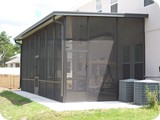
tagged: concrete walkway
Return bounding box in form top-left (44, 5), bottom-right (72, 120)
top-left (0, 113), bottom-right (5, 120)
top-left (13, 90), bottom-right (141, 111)
top-left (154, 114), bottom-right (160, 120)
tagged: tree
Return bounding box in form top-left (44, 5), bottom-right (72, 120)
top-left (0, 31), bottom-right (20, 67)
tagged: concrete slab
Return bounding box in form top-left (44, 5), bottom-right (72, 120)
top-left (12, 90), bottom-right (141, 111)
top-left (0, 113), bottom-right (5, 120)
top-left (154, 114), bottom-right (160, 120)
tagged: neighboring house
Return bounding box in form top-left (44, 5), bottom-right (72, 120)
top-left (75, 0), bottom-right (160, 80)
top-left (15, 11), bottom-right (147, 102)
top-left (6, 54), bottom-right (20, 68)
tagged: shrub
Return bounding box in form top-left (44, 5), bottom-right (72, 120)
top-left (146, 86), bottom-right (159, 110)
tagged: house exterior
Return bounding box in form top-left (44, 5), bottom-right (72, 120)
top-left (15, 11), bottom-right (147, 102)
top-left (6, 54), bottom-right (20, 68)
top-left (75, 0), bottom-right (160, 80)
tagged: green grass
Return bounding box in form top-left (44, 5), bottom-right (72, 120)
top-left (0, 90), bottom-right (159, 120)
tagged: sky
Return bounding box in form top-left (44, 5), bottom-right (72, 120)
top-left (0, 0), bottom-right (91, 43)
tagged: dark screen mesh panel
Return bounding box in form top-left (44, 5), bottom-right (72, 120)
top-left (21, 41), bottom-right (26, 78)
top-left (118, 18), bottom-right (144, 80)
top-left (35, 77), bottom-right (38, 87)
top-left (25, 80), bottom-right (30, 92)
top-left (123, 64), bottom-right (130, 79)
top-left (34, 34), bottom-right (40, 79)
top-left (123, 46), bottom-right (130, 63)
top-left (39, 30), bottom-right (46, 80)
top-left (39, 81), bottom-right (46, 97)
top-left (28, 80), bottom-right (32, 93)
top-left (123, 46), bottom-right (130, 79)
top-left (21, 40), bottom-right (27, 91)
top-left (65, 17), bottom-right (88, 102)
top-left (30, 80), bottom-right (34, 93)
top-left (45, 24), bottom-right (55, 99)
top-left (22, 40), bottom-right (27, 78)
top-left (46, 82), bottom-right (54, 99)
top-left (135, 63), bottom-right (143, 80)
top-left (54, 83), bottom-right (63, 102)
top-left (134, 44), bottom-right (144, 80)
top-left (135, 44), bottom-right (143, 62)
top-left (65, 16), bottom-right (117, 102)
top-left (21, 22), bottom-right (63, 102)
top-left (47, 24), bottom-right (54, 81)
top-left (54, 22), bottom-right (63, 102)
top-left (26, 39), bottom-right (30, 78)
top-left (89, 17), bottom-right (117, 101)
top-left (30, 37), bottom-right (35, 79)
top-left (21, 79), bottom-right (26, 91)
top-left (66, 17), bottom-right (88, 40)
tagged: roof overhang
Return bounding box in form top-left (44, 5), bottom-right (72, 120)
top-left (14, 11), bottom-right (148, 41)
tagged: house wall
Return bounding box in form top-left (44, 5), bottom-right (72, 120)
top-left (76, 0), bottom-right (96, 12)
top-left (76, 0), bottom-right (160, 80)
top-left (75, 0), bottom-right (110, 12)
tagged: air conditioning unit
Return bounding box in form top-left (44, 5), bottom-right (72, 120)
top-left (119, 79), bottom-right (137, 102)
top-left (134, 80), bottom-right (159, 105)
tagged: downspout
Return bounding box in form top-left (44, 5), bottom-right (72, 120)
top-left (15, 39), bottom-right (22, 89)
top-left (52, 17), bottom-right (64, 97)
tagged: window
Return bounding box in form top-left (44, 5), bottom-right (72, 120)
top-left (134, 44), bottom-right (143, 63)
top-left (96, 0), bottom-right (102, 12)
top-left (134, 44), bottom-right (144, 80)
top-left (123, 46), bottom-right (130, 79)
top-left (144, 0), bottom-right (154, 6)
top-left (123, 46), bottom-right (130, 63)
top-left (111, 0), bottom-right (118, 12)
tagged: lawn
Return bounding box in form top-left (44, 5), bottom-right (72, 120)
top-left (0, 90), bottom-right (159, 120)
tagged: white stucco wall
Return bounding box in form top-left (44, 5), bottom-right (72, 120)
top-left (101, 0), bottom-right (110, 12)
top-left (118, 0), bottom-right (144, 13)
top-left (145, 29), bottom-right (160, 77)
top-left (75, 0), bottom-right (110, 12)
top-left (144, 3), bottom-right (160, 77)
top-left (75, 0), bottom-right (96, 12)
top-left (76, 0), bottom-right (160, 78)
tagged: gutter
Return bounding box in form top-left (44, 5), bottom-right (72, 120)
top-left (15, 39), bottom-right (22, 89)
top-left (15, 39), bottom-right (22, 45)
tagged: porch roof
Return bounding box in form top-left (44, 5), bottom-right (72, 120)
top-left (14, 11), bottom-right (148, 41)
